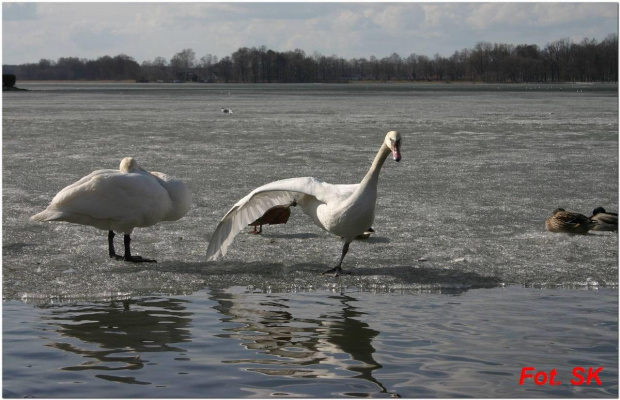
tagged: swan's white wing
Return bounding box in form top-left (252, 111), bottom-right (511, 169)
top-left (32, 170), bottom-right (170, 230)
top-left (206, 177), bottom-right (349, 261)
top-left (150, 171), bottom-right (192, 222)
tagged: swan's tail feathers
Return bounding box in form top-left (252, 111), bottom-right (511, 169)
top-left (206, 190), bottom-right (297, 261)
top-left (31, 209), bottom-right (66, 222)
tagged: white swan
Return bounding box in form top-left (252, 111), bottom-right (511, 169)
top-left (31, 157), bottom-right (192, 263)
top-left (206, 130), bottom-right (402, 276)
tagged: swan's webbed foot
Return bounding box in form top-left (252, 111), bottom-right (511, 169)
top-left (124, 255), bottom-right (157, 263)
top-left (321, 266), bottom-right (352, 277)
top-left (109, 252), bottom-right (156, 263)
top-left (108, 231), bottom-right (157, 264)
top-left (323, 242), bottom-right (352, 276)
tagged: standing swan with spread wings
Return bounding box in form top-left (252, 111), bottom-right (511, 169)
top-left (206, 130), bottom-right (402, 276)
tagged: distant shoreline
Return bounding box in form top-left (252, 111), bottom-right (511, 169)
top-left (16, 80), bottom-right (615, 85)
top-left (18, 80), bottom-right (139, 84)
top-left (2, 85), bottom-right (28, 91)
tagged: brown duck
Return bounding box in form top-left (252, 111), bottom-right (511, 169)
top-left (248, 200), bottom-right (297, 234)
top-left (545, 208), bottom-right (596, 234)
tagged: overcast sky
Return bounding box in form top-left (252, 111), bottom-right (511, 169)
top-left (2, 2), bottom-right (618, 65)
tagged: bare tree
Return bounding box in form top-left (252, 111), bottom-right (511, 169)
top-left (170, 48), bottom-right (196, 81)
top-left (197, 54), bottom-right (217, 82)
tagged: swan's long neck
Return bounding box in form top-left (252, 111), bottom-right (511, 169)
top-left (359, 142), bottom-right (391, 190)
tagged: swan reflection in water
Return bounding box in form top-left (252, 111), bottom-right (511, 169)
top-left (42, 298), bottom-right (192, 385)
top-left (37, 290), bottom-right (398, 396)
top-left (213, 288), bottom-right (398, 397)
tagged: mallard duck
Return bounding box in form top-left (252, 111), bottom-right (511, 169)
top-left (545, 208), bottom-right (595, 234)
top-left (590, 207), bottom-right (618, 232)
top-left (248, 200), bottom-right (297, 234)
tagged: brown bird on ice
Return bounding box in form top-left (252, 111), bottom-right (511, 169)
top-left (248, 200), bottom-right (297, 234)
top-left (545, 208), bottom-right (595, 234)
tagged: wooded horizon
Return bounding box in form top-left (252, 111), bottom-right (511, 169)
top-left (4, 33), bottom-right (617, 84)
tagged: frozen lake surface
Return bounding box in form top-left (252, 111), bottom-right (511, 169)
top-left (3, 82), bottom-right (618, 397)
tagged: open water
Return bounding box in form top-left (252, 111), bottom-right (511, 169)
top-left (3, 82), bottom-right (618, 397)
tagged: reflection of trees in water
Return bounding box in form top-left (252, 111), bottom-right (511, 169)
top-left (212, 289), bottom-right (399, 397)
top-left (43, 298), bottom-right (192, 385)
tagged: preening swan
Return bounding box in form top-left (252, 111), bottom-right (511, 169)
top-left (31, 157), bottom-right (192, 262)
top-left (206, 130), bottom-right (402, 276)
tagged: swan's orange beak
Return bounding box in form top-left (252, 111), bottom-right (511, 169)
top-left (392, 142), bottom-right (401, 162)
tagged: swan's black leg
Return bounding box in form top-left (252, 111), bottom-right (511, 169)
top-left (322, 242), bottom-right (352, 277)
top-left (123, 234), bottom-right (156, 263)
top-left (108, 231), bottom-right (124, 260)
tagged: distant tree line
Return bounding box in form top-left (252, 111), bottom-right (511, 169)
top-left (4, 34), bottom-right (617, 83)
top-left (7, 54), bottom-right (142, 81)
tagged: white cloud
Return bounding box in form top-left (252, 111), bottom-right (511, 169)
top-left (466, 3), bottom-right (524, 29)
top-left (369, 4), bottom-right (425, 35)
top-left (332, 10), bottom-right (364, 32)
top-left (3, 2), bottom-right (38, 21)
top-left (421, 3), bottom-right (455, 28)
top-left (2, 3), bottom-right (617, 65)
top-left (466, 3), bottom-right (617, 30)
top-left (532, 3), bottom-right (616, 25)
